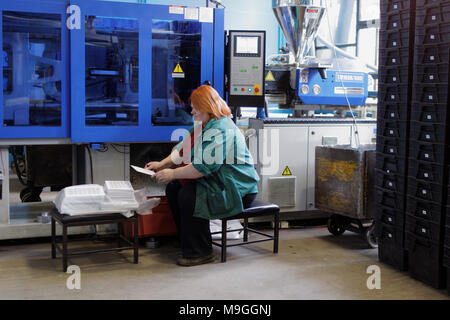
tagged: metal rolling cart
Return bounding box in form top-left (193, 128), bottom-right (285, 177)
top-left (315, 144), bottom-right (377, 248)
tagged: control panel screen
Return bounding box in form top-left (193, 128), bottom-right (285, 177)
top-left (234, 36), bottom-right (260, 57)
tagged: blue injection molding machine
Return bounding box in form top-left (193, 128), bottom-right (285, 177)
top-left (0, 0), bottom-right (225, 143)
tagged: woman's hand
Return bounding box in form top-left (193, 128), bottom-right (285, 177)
top-left (145, 161), bottom-right (163, 172)
top-left (154, 169), bottom-right (175, 183)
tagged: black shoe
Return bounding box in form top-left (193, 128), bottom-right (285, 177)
top-left (176, 253), bottom-right (216, 267)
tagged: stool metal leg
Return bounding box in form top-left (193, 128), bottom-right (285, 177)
top-left (133, 216), bottom-right (139, 264)
top-left (62, 225), bottom-right (68, 272)
top-left (221, 219), bottom-right (227, 262)
top-left (51, 218), bottom-right (56, 259)
top-left (243, 217), bottom-right (248, 242)
top-left (117, 221), bottom-right (123, 249)
top-left (273, 211), bottom-right (279, 254)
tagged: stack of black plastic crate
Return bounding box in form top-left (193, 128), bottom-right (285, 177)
top-left (376, 0), bottom-right (416, 271)
top-left (405, 0), bottom-right (450, 289)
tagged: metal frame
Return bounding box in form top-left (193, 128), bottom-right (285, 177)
top-left (51, 209), bottom-right (139, 272)
top-left (0, 0), bottom-right (70, 139)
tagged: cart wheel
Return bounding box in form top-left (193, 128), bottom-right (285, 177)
top-left (327, 215), bottom-right (345, 236)
top-left (365, 224), bottom-right (378, 249)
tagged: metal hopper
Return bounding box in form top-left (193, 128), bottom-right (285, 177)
top-left (272, 0), bottom-right (325, 64)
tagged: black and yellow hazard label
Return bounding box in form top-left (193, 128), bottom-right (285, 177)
top-left (265, 71), bottom-right (275, 81)
top-left (172, 63), bottom-right (185, 78)
top-left (173, 63), bottom-right (184, 73)
top-left (282, 166), bottom-right (292, 176)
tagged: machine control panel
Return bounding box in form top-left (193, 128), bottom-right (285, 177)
top-left (227, 30), bottom-right (265, 107)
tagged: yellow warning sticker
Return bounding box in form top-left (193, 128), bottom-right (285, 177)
top-left (282, 166), bottom-right (292, 176)
top-left (173, 63), bottom-right (184, 73)
top-left (172, 63), bottom-right (185, 78)
top-left (265, 71), bottom-right (275, 82)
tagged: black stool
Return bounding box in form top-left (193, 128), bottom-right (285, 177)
top-left (211, 200), bottom-right (280, 262)
top-left (50, 208), bottom-right (139, 272)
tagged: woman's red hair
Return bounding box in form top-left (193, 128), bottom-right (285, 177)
top-left (190, 85), bottom-right (231, 119)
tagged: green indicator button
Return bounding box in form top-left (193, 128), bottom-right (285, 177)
top-left (234, 88), bottom-right (238, 91)
top-left (240, 69), bottom-right (247, 73)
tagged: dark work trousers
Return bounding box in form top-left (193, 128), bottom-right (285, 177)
top-left (166, 180), bottom-right (257, 259)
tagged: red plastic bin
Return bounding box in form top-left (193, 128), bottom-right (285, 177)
top-left (123, 196), bottom-right (178, 238)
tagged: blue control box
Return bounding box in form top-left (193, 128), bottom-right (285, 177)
top-left (296, 67), bottom-right (368, 106)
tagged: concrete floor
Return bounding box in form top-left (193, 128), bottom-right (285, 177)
top-left (0, 226), bottom-right (449, 300)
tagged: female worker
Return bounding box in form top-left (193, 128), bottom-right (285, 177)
top-left (145, 85), bottom-right (259, 266)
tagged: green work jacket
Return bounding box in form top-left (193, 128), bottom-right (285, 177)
top-left (176, 116), bottom-right (259, 219)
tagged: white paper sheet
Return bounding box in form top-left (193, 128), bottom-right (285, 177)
top-left (104, 180), bottom-right (133, 191)
top-left (199, 7), bottom-right (214, 23)
top-left (184, 7), bottom-right (199, 20)
top-left (169, 5), bottom-right (184, 14)
top-left (131, 165), bottom-right (155, 176)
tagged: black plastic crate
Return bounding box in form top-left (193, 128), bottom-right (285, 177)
top-left (409, 140), bottom-right (447, 163)
top-left (415, 43), bottom-right (450, 64)
top-left (376, 152), bottom-right (407, 175)
top-left (380, 29), bottom-right (412, 49)
top-left (376, 204), bottom-right (405, 229)
top-left (376, 169), bottom-right (407, 194)
top-left (377, 221), bottom-right (405, 247)
top-left (407, 177), bottom-right (445, 203)
top-left (446, 226), bottom-right (450, 246)
top-left (406, 213), bottom-right (443, 243)
top-left (413, 63), bottom-right (450, 83)
top-left (408, 158), bottom-right (446, 184)
top-left (410, 121), bottom-right (448, 144)
top-left (416, 2), bottom-right (450, 25)
top-left (376, 135), bottom-right (408, 157)
top-left (378, 239), bottom-right (409, 271)
top-left (416, 21), bottom-right (450, 45)
top-left (379, 66), bottom-right (411, 85)
top-left (378, 119), bottom-right (409, 139)
top-left (407, 195), bottom-right (444, 223)
top-left (376, 186), bottom-right (406, 211)
top-left (446, 185), bottom-right (450, 208)
top-left (379, 47), bottom-right (412, 67)
top-left (381, 0), bottom-right (412, 12)
top-left (411, 102), bottom-right (449, 124)
top-left (417, 0), bottom-right (448, 8)
top-left (381, 10), bottom-right (413, 30)
top-left (444, 246), bottom-right (450, 260)
top-left (448, 268), bottom-right (450, 295)
top-left (413, 83), bottom-right (450, 104)
top-left (378, 103), bottom-right (409, 121)
top-left (378, 84), bottom-right (410, 103)
top-left (405, 233), bottom-right (446, 289)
